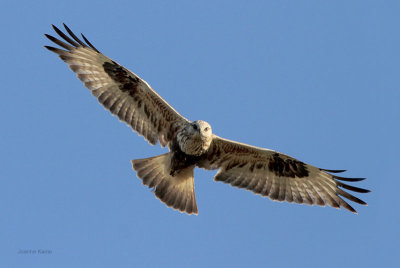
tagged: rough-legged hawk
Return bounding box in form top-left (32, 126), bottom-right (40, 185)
top-left (45, 24), bottom-right (369, 215)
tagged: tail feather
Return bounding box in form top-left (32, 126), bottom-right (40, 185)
top-left (131, 153), bottom-right (198, 215)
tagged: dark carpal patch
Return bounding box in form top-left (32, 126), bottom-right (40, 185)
top-left (103, 61), bottom-right (140, 94)
top-left (268, 153), bottom-right (309, 178)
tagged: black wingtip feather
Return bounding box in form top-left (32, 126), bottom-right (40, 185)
top-left (51, 24), bottom-right (80, 48)
top-left (63, 23), bottom-right (87, 47)
top-left (44, 45), bottom-right (54, 50)
top-left (337, 189), bottom-right (368, 205)
top-left (44, 46), bottom-right (68, 55)
top-left (336, 181), bottom-right (371, 193)
top-left (46, 24), bottom-right (100, 53)
top-left (81, 33), bottom-right (100, 53)
top-left (44, 33), bottom-right (74, 50)
top-left (343, 203), bottom-right (358, 214)
top-left (333, 176), bottom-right (366, 182)
top-left (320, 168), bottom-right (347, 173)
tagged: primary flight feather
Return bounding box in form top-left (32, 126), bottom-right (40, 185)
top-left (45, 24), bottom-right (370, 215)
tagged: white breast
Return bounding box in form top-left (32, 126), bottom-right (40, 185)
top-left (177, 131), bottom-right (211, 156)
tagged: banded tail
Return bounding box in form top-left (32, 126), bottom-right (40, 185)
top-left (131, 153), bottom-right (198, 214)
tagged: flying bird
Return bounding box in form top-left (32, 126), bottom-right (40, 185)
top-left (45, 24), bottom-right (369, 215)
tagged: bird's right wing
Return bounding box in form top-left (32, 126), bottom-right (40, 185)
top-left (45, 24), bottom-right (189, 147)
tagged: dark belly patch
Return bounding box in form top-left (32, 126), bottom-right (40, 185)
top-left (170, 140), bottom-right (201, 176)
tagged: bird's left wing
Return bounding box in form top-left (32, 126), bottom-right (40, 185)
top-left (45, 24), bottom-right (189, 147)
top-left (197, 135), bottom-right (370, 213)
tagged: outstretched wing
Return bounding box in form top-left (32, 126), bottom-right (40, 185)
top-left (45, 24), bottom-right (188, 147)
top-left (197, 136), bottom-right (370, 213)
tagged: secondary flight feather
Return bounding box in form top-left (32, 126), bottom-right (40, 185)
top-left (45, 24), bottom-right (370, 215)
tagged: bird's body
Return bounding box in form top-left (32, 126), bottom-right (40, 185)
top-left (45, 24), bottom-right (370, 215)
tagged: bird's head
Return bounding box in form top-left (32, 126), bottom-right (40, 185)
top-left (189, 120), bottom-right (212, 141)
top-left (177, 120), bottom-right (213, 155)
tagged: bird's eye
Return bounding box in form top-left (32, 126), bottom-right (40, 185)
top-left (204, 127), bottom-right (209, 132)
top-left (193, 124), bottom-right (198, 130)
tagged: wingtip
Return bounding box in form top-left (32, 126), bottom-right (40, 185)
top-left (81, 33), bottom-right (100, 52)
top-left (333, 176), bottom-right (366, 182)
top-left (63, 23), bottom-right (72, 32)
top-left (347, 205), bottom-right (358, 214)
top-left (338, 183), bottom-right (370, 193)
top-left (320, 168), bottom-right (347, 173)
top-left (51, 24), bottom-right (58, 31)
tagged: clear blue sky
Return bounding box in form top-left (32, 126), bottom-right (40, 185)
top-left (1, 1), bottom-right (398, 267)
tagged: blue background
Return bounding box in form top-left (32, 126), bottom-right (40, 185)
top-left (1, 1), bottom-right (398, 267)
